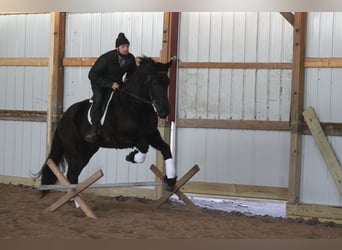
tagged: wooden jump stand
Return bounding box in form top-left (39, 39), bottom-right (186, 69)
top-left (150, 164), bottom-right (202, 213)
top-left (42, 159), bottom-right (201, 219)
top-left (45, 159), bottom-right (103, 219)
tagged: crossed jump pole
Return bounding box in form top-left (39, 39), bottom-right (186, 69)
top-left (42, 159), bottom-right (201, 218)
top-left (45, 159), bottom-right (103, 219)
top-left (150, 164), bottom-right (202, 213)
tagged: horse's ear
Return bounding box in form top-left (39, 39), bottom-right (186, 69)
top-left (162, 56), bottom-right (176, 71)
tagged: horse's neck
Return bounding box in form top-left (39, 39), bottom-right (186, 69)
top-left (118, 75), bottom-right (149, 109)
top-left (122, 73), bottom-right (148, 99)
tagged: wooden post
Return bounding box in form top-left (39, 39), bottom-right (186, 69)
top-left (288, 12), bottom-right (307, 204)
top-left (47, 12), bottom-right (65, 154)
top-left (155, 12), bottom-right (179, 199)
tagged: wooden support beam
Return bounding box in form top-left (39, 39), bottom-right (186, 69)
top-left (62, 57), bottom-right (160, 67)
top-left (160, 12), bottom-right (179, 122)
top-left (179, 62), bottom-right (292, 69)
top-left (302, 107), bottom-right (342, 194)
top-left (47, 12), bottom-right (65, 154)
top-left (176, 118), bottom-right (290, 131)
top-left (288, 12), bottom-right (307, 204)
top-left (287, 203), bottom-right (342, 224)
top-left (181, 182), bottom-right (288, 201)
top-left (305, 57), bottom-right (342, 68)
top-left (0, 58), bottom-right (48, 66)
top-left (154, 12), bottom-right (179, 199)
top-left (280, 12), bottom-right (294, 26)
top-left (0, 110), bottom-right (47, 122)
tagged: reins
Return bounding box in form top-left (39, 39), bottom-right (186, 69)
top-left (115, 88), bottom-right (153, 105)
top-left (115, 81), bottom-right (158, 113)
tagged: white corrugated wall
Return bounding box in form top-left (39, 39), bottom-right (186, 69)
top-left (0, 14), bottom-right (49, 178)
top-left (175, 12), bottom-right (293, 188)
top-left (63, 12), bottom-right (164, 184)
top-left (301, 12), bottom-right (342, 206)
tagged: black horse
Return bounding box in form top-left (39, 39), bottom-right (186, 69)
top-left (38, 57), bottom-right (177, 195)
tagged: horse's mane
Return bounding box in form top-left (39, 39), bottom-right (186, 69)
top-left (123, 56), bottom-right (170, 90)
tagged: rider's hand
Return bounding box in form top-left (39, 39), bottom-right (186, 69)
top-left (112, 82), bottom-right (120, 90)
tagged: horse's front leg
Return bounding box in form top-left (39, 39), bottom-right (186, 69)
top-left (148, 129), bottom-right (177, 192)
top-left (125, 140), bottom-right (149, 163)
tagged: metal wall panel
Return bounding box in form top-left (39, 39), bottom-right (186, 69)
top-left (63, 13), bottom-right (163, 184)
top-left (301, 12), bottom-right (342, 206)
top-left (65, 12), bottom-right (163, 58)
top-left (175, 128), bottom-right (290, 187)
top-left (301, 135), bottom-right (342, 206)
top-left (176, 12), bottom-right (292, 189)
top-left (0, 66), bottom-right (48, 111)
top-left (0, 120), bottom-right (46, 178)
top-left (178, 12), bottom-right (293, 121)
top-left (0, 14), bottom-right (49, 57)
top-left (0, 14), bottom-right (49, 179)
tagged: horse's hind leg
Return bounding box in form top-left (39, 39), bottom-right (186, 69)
top-left (66, 144), bottom-right (99, 184)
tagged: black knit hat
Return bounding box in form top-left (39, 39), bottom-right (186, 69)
top-left (115, 32), bottom-right (130, 47)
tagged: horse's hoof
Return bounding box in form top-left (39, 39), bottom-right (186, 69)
top-left (163, 176), bottom-right (177, 192)
top-left (125, 150), bottom-right (138, 163)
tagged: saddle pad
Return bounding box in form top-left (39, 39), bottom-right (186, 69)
top-left (87, 91), bottom-right (114, 125)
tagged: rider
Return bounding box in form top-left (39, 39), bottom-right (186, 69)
top-left (85, 32), bottom-right (137, 143)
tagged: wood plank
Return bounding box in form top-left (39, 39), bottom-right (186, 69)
top-left (0, 58), bottom-right (48, 66)
top-left (47, 12), bottom-right (65, 154)
top-left (152, 164), bottom-right (201, 210)
top-left (62, 57), bottom-right (97, 66)
top-left (280, 12), bottom-right (294, 26)
top-left (176, 118), bottom-right (342, 136)
top-left (181, 182), bottom-right (288, 200)
top-left (62, 57), bottom-right (161, 66)
top-left (0, 175), bottom-right (40, 187)
top-left (179, 62), bottom-right (292, 69)
top-left (0, 12), bottom-right (48, 15)
top-left (302, 123), bottom-right (342, 136)
top-left (305, 57), bottom-right (342, 68)
top-left (150, 164), bottom-right (201, 213)
top-left (287, 203), bottom-right (342, 224)
top-left (1, 57), bottom-right (340, 68)
top-left (176, 118), bottom-right (290, 131)
top-left (0, 110), bottom-right (47, 122)
top-left (302, 107), bottom-right (342, 194)
top-left (288, 12), bottom-right (307, 204)
top-left (46, 169), bottom-right (103, 212)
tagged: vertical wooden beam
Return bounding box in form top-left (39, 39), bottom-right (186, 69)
top-left (155, 12), bottom-right (179, 199)
top-left (288, 12), bottom-right (307, 204)
top-left (47, 12), bottom-right (65, 154)
top-left (161, 12), bottom-right (179, 123)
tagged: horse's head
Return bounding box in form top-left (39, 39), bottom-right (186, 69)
top-left (138, 56), bottom-right (174, 119)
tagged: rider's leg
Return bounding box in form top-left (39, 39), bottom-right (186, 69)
top-left (85, 85), bottom-right (104, 143)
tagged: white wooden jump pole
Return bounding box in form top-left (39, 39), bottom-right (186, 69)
top-left (39, 181), bottom-right (162, 191)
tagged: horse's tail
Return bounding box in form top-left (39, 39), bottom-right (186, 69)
top-left (35, 128), bottom-right (65, 196)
